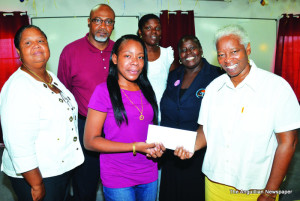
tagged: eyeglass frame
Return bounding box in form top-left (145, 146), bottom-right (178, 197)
top-left (90, 17), bottom-right (115, 26)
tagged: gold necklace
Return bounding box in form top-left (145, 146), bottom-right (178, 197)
top-left (121, 89), bottom-right (144, 120)
top-left (22, 63), bottom-right (53, 88)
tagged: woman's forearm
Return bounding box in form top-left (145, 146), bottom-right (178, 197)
top-left (21, 168), bottom-right (45, 201)
top-left (194, 125), bottom-right (207, 151)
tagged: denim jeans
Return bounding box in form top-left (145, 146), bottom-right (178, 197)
top-left (103, 180), bottom-right (158, 201)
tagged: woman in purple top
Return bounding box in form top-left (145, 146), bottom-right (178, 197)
top-left (84, 34), bottom-right (164, 201)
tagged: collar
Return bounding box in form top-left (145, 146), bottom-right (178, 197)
top-left (217, 60), bottom-right (259, 92)
top-left (84, 33), bottom-right (114, 53)
top-left (201, 58), bottom-right (213, 75)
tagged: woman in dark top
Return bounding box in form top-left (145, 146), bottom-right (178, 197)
top-left (159, 35), bottom-right (223, 201)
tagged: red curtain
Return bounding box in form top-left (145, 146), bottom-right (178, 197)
top-left (274, 14), bottom-right (300, 102)
top-left (0, 12), bottom-right (29, 145)
top-left (160, 10), bottom-right (195, 68)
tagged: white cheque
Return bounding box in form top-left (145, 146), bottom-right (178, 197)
top-left (146, 124), bottom-right (197, 153)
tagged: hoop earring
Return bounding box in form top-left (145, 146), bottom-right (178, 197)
top-left (179, 59), bottom-right (182, 64)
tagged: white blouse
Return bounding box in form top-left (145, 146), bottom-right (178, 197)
top-left (148, 46), bottom-right (174, 122)
top-left (0, 68), bottom-right (84, 178)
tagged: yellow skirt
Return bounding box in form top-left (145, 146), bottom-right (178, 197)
top-left (205, 177), bottom-right (279, 201)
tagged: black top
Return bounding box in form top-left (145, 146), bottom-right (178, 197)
top-left (159, 58), bottom-right (223, 201)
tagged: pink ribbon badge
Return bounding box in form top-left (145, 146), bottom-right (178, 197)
top-left (174, 80), bottom-right (180, 87)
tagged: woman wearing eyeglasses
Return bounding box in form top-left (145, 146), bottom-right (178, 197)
top-left (159, 35), bottom-right (223, 201)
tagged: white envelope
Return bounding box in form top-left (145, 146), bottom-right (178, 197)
top-left (146, 124), bottom-right (197, 153)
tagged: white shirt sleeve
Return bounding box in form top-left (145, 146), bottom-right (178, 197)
top-left (273, 78), bottom-right (300, 133)
top-left (197, 84), bottom-right (212, 137)
top-left (1, 78), bottom-right (40, 174)
top-left (166, 46), bottom-right (174, 70)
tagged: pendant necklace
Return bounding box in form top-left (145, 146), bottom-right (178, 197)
top-left (22, 63), bottom-right (53, 88)
top-left (121, 89), bottom-right (144, 120)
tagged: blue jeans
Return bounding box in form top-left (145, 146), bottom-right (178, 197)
top-left (103, 180), bottom-right (157, 201)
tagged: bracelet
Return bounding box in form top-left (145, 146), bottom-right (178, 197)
top-left (133, 143), bottom-right (136, 156)
top-left (262, 192), bottom-right (276, 200)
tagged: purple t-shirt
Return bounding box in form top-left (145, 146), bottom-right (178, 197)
top-left (88, 83), bottom-right (158, 188)
top-left (58, 33), bottom-right (114, 117)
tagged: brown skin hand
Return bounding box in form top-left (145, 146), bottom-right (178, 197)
top-left (83, 109), bottom-right (158, 155)
top-left (22, 168), bottom-right (45, 201)
top-left (257, 130), bottom-right (298, 201)
top-left (174, 125), bottom-right (207, 159)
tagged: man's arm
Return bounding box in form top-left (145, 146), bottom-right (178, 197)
top-left (174, 125), bottom-right (207, 159)
top-left (258, 129), bottom-right (298, 201)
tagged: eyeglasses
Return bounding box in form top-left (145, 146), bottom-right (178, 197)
top-left (90, 18), bottom-right (115, 26)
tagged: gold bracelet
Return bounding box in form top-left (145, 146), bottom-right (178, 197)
top-left (262, 192), bottom-right (276, 200)
top-left (133, 143), bottom-right (136, 156)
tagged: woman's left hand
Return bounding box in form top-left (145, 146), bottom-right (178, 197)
top-left (174, 146), bottom-right (194, 160)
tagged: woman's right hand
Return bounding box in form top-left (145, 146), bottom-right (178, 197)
top-left (147, 143), bottom-right (166, 158)
top-left (136, 142), bottom-right (165, 158)
top-left (31, 183), bottom-right (46, 201)
top-left (135, 142), bottom-right (155, 154)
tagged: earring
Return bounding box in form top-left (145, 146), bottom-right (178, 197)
top-left (179, 59), bottom-right (182, 64)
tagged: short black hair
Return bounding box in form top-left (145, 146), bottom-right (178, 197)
top-left (14, 25), bottom-right (47, 50)
top-left (178, 35), bottom-right (202, 53)
top-left (138, 14), bottom-right (160, 36)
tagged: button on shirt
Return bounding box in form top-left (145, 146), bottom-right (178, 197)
top-left (0, 68), bottom-right (84, 178)
top-left (198, 60), bottom-right (300, 190)
top-left (57, 33), bottom-right (114, 117)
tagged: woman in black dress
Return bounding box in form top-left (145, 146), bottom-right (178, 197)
top-left (159, 35), bottom-right (223, 201)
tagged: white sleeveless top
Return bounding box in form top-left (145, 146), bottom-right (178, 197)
top-left (148, 46), bottom-right (174, 123)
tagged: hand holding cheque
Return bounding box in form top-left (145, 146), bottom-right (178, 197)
top-left (146, 125), bottom-right (206, 159)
